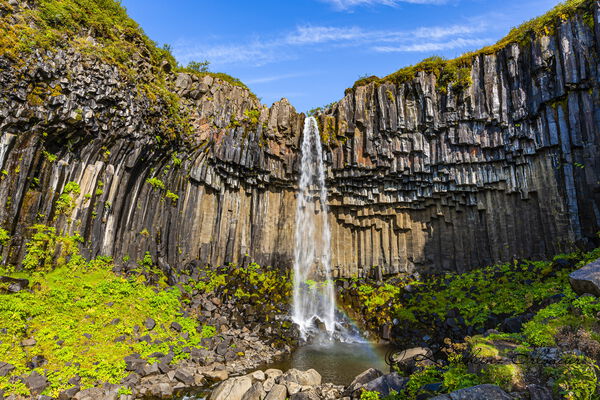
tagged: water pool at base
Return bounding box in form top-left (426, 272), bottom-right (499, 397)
top-left (176, 341), bottom-right (396, 399)
top-left (265, 341), bottom-right (395, 386)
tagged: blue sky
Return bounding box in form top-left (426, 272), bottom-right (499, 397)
top-left (121, 0), bottom-right (563, 112)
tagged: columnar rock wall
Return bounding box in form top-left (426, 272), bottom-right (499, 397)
top-left (321, 9), bottom-right (600, 275)
top-left (0, 5), bottom-right (599, 277)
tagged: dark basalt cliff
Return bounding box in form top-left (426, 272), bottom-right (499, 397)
top-left (0, 1), bottom-right (599, 277)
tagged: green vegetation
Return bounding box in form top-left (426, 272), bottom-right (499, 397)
top-left (0, 0), bottom-right (255, 143)
top-left (0, 228), bottom-right (9, 246)
top-left (349, 0), bottom-right (592, 93)
top-left (0, 227), bottom-right (215, 398)
top-left (146, 177), bottom-right (165, 190)
top-left (55, 181), bottom-right (80, 216)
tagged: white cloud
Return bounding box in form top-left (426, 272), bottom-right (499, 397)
top-left (285, 26), bottom-right (364, 44)
top-left (373, 37), bottom-right (491, 52)
top-left (245, 73), bottom-right (311, 84)
top-left (174, 21), bottom-right (490, 67)
top-left (320, 0), bottom-right (448, 10)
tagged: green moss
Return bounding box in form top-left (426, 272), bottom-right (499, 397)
top-left (0, 228), bottom-right (8, 245)
top-left (146, 177), bottom-right (165, 190)
top-left (349, 0), bottom-right (592, 92)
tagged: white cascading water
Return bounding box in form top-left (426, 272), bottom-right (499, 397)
top-left (292, 116), bottom-right (337, 339)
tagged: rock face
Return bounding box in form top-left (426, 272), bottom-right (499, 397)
top-left (0, 2), bottom-right (599, 276)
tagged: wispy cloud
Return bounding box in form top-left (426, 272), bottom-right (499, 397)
top-left (174, 21), bottom-right (490, 67)
top-left (245, 73), bottom-right (312, 84)
top-left (374, 37), bottom-right (491, 52)
top-left (319, 0), bottom-right (449, 11)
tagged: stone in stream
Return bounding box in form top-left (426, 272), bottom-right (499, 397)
top-left (210, 376), bottom-right (253, 400)
top-left (569, 258), bottom-right (600, 296)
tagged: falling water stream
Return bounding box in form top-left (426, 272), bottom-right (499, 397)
top-left (292, 116), bottom-right (337, 338)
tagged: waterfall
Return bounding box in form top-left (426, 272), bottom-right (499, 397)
top-left (292, 116), bottom-right (336, 338)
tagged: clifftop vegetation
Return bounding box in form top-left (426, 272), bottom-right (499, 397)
top-left (349, 0), bottom-right (594, 93)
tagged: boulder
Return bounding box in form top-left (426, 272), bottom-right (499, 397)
top-left (362, 372), bottom-right (408, 397)
top-left (241, 381), bottom-right (266, 400)
top-left (210, 376), bottom-right (253, 400)
top-left (280, 368), bottom-right (321, 386)
top-left (290, 390), bottom-right (320, 400)
top-left (392, 347), bottom-right (432, 374)
top-left (569, 259), bottom-right (600, 296)
top-left (264, 384), bottom-right (287, 400)
top-left (0, 362), bottom-right (15, 377)
top-left (0, 276), bottom-right (29, 293)
top-left (24, 371), bottom-right (48, 395)
top-left (430, 384), bottom-right (512, 400)
top-left (344, 368), bottom-right (383, 395)
top-left (528, 384), bottom-right (553, 400)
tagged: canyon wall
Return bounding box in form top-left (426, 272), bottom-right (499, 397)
top-left (0, 2), bottom-right (599, 277)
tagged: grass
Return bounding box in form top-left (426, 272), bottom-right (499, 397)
top-left (349, 0), bottom-right (593, 93)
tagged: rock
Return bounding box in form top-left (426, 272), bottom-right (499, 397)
top-left (430, 384), bottom-right (512, 400)
top-left (174, 367), bottom-right (195, 385)
top-left (142, 363), bottom-right (160, 377)
top-left (345, 368), bottom-right (383, 395)
top-left (170, 321), bottom-right (183, 332)
top-left (265, 369), bottom-right (283, 380)
top-left (500, 314), bottom-right (534, 333)
top-left (264, 384), bottom-right (287, 400)
top-left (362, 373), bottom-right (408, 397)
top-left (290, 390), bottom-right (320, 400)
top-left (210, 376), bottom-right (253, 400)
top-left (0, 276), bottom-right (29, 293)
top-left (21, 338), bottom-right (36, 347)
top-left (58, 386), bottom-right (80, 400)
top-left (27, 355), bottom-right (47, 369)
top-left (284, 381), bottom-right (301, 395)
top-left (263, 377), bottom-right (276, 392)
top-left (144, 318), bottom-right (156, 330)
top-left (392, 347), bottom-right (432, 374)
top-left (205, 369), bottom-right (229, 382)
top-left (569, 258), bottom-right (600, 296)
top-left (0, 362), bottom-right (15, 377)
top-left (248, 370), bottom-right (266, 381)
top-left (241, 381), bottom-right (266, 400)
top-left (25, 372), bottom-right (48, 395)
top-left (528, 384), bottom-right (553, 400)
top-left (281, 368), bottom-right (321, 386)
